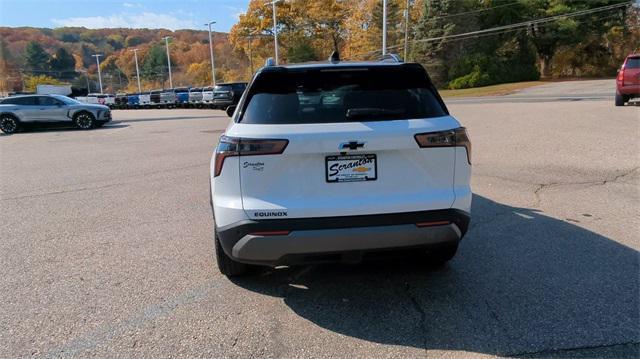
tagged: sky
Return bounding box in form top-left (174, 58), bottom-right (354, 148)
top-left (0, 0), bottom-right (250, 32)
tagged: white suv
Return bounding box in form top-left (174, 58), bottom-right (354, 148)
top-left (210, 56), bottom-right (471, 276)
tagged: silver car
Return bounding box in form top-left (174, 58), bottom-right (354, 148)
top-left (0, 94), bottom-right (112, 134)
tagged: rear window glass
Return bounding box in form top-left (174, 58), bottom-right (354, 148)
top-left (626, 58), bottom-right (640, 69)
top-left (239, 66), bottom-right (446, 124)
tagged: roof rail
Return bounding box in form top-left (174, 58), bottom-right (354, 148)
top-left (265, 57), bottom-right (276, 66)
top-left (379, 53), bottom-right (403, 63)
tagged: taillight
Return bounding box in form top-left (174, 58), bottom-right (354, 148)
top-left (617, 65), bottom-right (625, 86)
top-left (214, 136), bottom-right (288, 177)
top-left (414, 127), bottom-right (471, 164)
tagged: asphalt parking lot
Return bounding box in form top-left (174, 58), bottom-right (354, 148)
top-left (1, 81), bottom-right (638, 357)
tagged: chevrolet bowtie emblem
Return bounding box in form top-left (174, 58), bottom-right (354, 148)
top-left (340, 141), bottom-right (366, 150)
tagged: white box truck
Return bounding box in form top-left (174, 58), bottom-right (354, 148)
top-left (36, 84), bottom-right (72, 96)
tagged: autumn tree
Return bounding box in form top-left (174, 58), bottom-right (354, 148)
top-left (0, 39), bottom-right (22, 94)
top-left (23, 74), bottom-right (63, 92)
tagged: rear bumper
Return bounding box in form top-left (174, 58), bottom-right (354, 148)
top-left (618, 85), bottom-right (640, 95)
top-left (216, 209), bottom-right (470, 266)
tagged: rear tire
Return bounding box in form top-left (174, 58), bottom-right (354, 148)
top-left (74, 112), bottom-right (95, 129)
top-left (0, 114), bottom-right (19, 134)
top-left (426, 243), bottom-right (459, 265)
top-left (615, 93), bottom-right (625, 106)
top-left (215, 231), bottom-right (253, 276)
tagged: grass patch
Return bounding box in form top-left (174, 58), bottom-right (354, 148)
top-left (439, 81), bottom-right (545, 98)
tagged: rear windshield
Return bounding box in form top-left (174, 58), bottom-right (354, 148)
top-left (239, 66), bottom-right (446, 124)
top-left (626, 57), bottom-right (640, 69)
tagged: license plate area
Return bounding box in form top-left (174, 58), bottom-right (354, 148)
top-left (326, 154), bottom-right (377, 183)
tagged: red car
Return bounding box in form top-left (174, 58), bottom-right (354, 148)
top-left (616, 54), bottom-right (640, 106)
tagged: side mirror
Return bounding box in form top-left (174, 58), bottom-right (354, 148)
top-left (225, 105), bottom-right (237, 118)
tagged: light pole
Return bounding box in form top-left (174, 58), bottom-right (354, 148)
top-left (130, 48), bottom-right (142, 93)
top-left (205, 21), bottom-right (217, 87)
top-left (79, 69), bottom-right (90, 92)
top-left (92, 54), bottom-right (103, 94)
top-left (382, 0), bottom-right (388, 56)
top-left (163, 36), bottom-right (173, 88)
top-left (245, 30), bottom-right (262, 75)
top-left (266, 0), bottom-right (281, 64)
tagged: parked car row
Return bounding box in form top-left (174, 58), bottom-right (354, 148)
top-left (75, 83), bottom-right (247, 110)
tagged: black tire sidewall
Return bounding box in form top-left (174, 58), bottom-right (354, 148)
top-left (214, 231), bottom-right (253, 276)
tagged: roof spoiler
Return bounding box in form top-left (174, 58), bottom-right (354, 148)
top-left (379, 53), bottom-right (403, 63)
top-left (328, 51), bottom-right (340, 63)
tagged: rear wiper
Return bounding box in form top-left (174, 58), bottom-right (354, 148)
top-left (346, 108), bottom-right (404, 119)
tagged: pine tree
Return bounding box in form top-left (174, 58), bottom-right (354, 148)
top-left (48, 48), bottom-right (76, 79)
top-left (372, 0), bottom-right (403, 51)
top-left (23, 41), bottom-right (50, 73)
top-left (141, 45), bottom-right (168, 83)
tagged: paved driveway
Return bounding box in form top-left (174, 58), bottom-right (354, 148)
top-left (1, 91), bottom-right (638, 357)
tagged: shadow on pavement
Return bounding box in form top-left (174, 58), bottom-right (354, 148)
top-left (2, 123), bottom-right (129, 134)
top-left (116, 115), bottom-right (222, 123)
top-left (231, 195), bottom-right (639, 357)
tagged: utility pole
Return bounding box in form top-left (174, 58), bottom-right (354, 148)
top-left (266, 0), bottom-right (281, 64)
top-left (92, 54), bottom-right (103, 94)
top-left (404, 0), bottom-right (410, 61)
top-left (130, 48), bottom-right (142, 93)
top-left (84, 72), bottom-right (90, 92)
top-left (382, 0), bottom-right (388, 55)
top-left (205, 21), bottom-right (217, 87)
top-left (247, 34), bottom-right (254, 75)
top-left (163, 36), bottom-right (173, 88)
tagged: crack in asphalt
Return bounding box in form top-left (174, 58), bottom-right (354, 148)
top-left (504, 340), bottom-right (639, 357)
top-left (532, 167), bottom-right (639, 207)
top-left (402, 282), bottom-right (428, 356)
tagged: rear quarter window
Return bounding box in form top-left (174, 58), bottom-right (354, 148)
top-left (6, 97), bottom-right (37, 105)
top-left (239, 65), bottom-right (447, 124)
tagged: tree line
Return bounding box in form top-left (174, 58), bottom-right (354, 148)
top-left (0, 27), bottom-right (247, 94)
top-left (230, 0), bottom-right (639, 89)
top-left (1, 1), bottom-right (638, 94)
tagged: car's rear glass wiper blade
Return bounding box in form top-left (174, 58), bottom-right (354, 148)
top-left (345, 108), bottom-right (405, 119)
